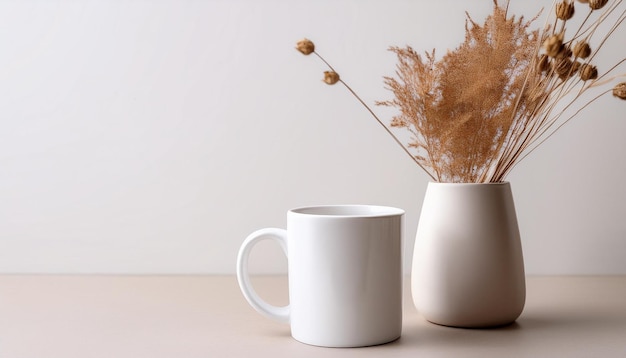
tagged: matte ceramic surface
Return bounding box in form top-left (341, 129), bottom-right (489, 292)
top-left (237, 205), bottom-right (404, 347)
top-left (411, 183), bottom-right (526, 327)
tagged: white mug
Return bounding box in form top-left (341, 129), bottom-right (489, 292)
top-left (237, 205), bottom-right (404, 347)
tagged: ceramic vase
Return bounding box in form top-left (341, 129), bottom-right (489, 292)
top-left (411, 182), bottom-right (525, 327)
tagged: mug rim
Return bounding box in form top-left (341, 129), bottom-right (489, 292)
top-left (289, 204), bottom-right (404, 218)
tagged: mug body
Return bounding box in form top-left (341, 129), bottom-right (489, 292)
top-left (287, 205), bottom-right (404, 347)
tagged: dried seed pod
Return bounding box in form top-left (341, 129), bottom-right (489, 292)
top-left (536, 54), bottom-right (551, 73)
top-left (579, 64), bottom-right (598, 80)
top-left (556, 1), bottom-right (575, 20)
top-left (560, 61), bottom-right (583, 80)
top-left (543, 33), bottom-right (564, 57)
top-left (613, 83), bottom-right (626, 100)
top-left (573, 41), bottom-right (592, 58)
top-left (323, 71), bottom-right (340, 85)
top-left (589, 0), bottom-right (608, 10)
top-left (556, 45), bottom-right (572, 59)
top-left (554, 57), bottom-right (574, 77)
top-left (296, 38), bottom-right (315, 55)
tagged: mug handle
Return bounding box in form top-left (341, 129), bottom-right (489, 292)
top-left (236, 228), bottom-right (290, 323)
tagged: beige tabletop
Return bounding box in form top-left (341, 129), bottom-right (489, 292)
top-left (0, 275), bottom-right (625, 357)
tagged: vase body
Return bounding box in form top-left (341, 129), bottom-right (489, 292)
top-left (411, 182), bottom-right (525, 328)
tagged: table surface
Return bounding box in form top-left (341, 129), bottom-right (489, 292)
top-left (0, 275), bottom-right (625, 358)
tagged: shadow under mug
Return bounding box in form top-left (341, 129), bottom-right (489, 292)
top-left (237, 205), bottom-right (404, 348)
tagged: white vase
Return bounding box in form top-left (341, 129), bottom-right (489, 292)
top-left (411, 182), bottom-right (525, 327)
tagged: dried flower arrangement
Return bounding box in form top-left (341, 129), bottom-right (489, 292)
top-left (296, 0), bottom-right (625, 183)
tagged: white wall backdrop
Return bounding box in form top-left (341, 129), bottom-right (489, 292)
top-left (0, 0), bottom-right (624, 275)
